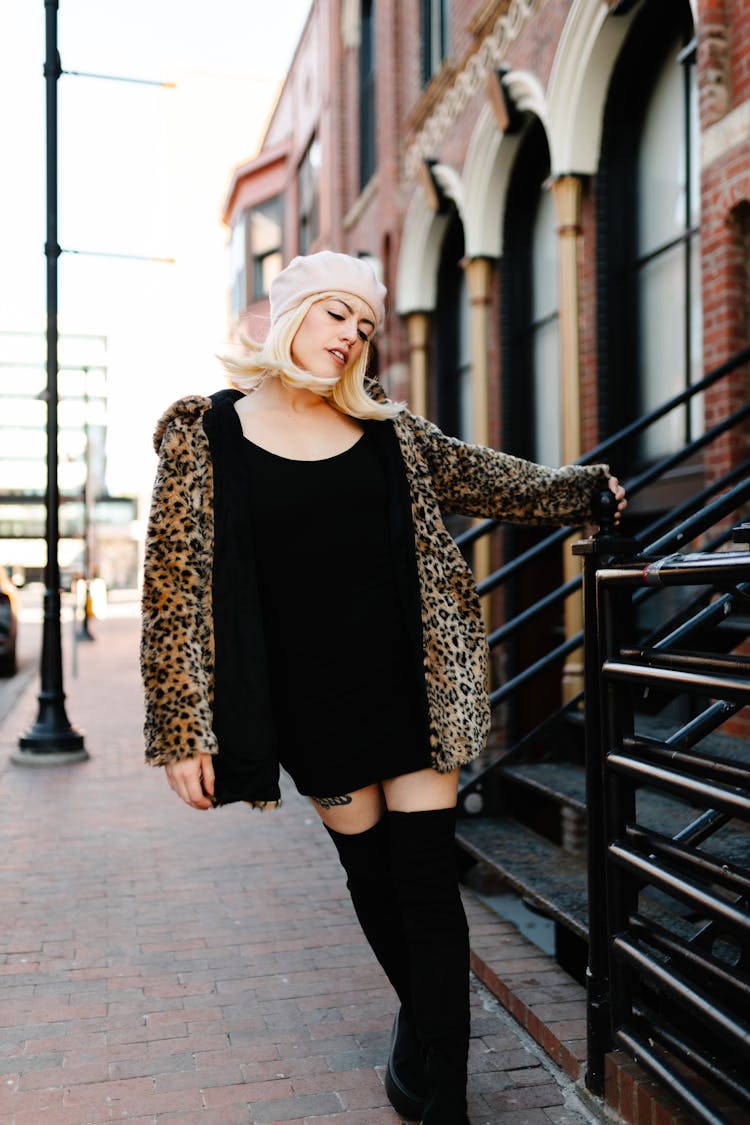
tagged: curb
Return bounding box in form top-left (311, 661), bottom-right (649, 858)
top-left (463, 891), bottom-right (696, 1125)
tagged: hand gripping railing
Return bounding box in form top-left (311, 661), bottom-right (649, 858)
top-left (575, 517), bottom-right (750, 1121)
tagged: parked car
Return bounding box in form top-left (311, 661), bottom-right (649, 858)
top-left (0, 566), bottom-right (19, 676)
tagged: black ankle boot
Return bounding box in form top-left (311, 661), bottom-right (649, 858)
top-left (421, 1044), bottom-right (471, 1124)
top-left (384, 1005), bottom-right (427, 1121)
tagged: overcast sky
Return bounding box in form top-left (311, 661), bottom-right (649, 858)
top-left (0, 0), bottom-right (311, 495)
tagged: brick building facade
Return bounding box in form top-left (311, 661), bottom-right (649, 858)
top-left (223, 0), bottom-right (748, 481)
top-left (223, 0), bottom-right (749, 724)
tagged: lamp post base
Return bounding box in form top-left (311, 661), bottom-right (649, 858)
top-left (15, 704), bottom-right (88, 765)
top-left (11, 745), bottom-right (89, 767)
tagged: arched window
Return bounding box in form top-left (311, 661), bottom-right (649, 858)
top-left (500, 118), bottom-right (564, 736)
top-left (502, 117), bottom-right (560, 464)
top-left (598, 0), bottom-right (699, 465)
top-left (433, 211), bottom-right (471, 440)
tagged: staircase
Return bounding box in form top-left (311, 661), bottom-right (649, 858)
top-left (453, 346), bottom-right (750, 1122)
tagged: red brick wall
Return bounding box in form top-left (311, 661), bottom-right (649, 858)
top-left (698, 0), bottom-right (750, 485)
top-left (697, 0), bottom-right (750, 741)
top-left (728, 0), bottom-right (750, 104)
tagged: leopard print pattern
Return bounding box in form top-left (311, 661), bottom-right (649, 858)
top-left (140, 392), bottom-right (609, 791)
top-left (140, 397), bottom-right (217, 763)
top-left (390, 409), bottom-right (609, 771)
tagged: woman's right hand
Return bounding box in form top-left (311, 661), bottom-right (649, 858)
top-left (165, 752), bottom-right (215, 810)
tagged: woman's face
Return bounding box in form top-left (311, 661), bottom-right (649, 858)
top-left (291, 295), bottom-right (375, 379)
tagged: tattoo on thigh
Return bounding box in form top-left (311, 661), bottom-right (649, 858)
top-left (312, 794), bottom-right (353, 809)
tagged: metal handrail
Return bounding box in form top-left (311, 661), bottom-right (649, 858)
top-left (482, 459), bottom-right (750, 656)
top-left (467, 476), bottom-right (750, 718)
top-left (455, 346), bottom-right (750, 758)
top-left (580, 343), bottom-right (750, 465)
top-left (581, 543), bottom-right (750, 1119)
top-left (455, 343), bottom-right (750, 554)
top-left (457, 350), bottom-right (750, 1115)
top-left (631, 457), bottom-right (750, 547)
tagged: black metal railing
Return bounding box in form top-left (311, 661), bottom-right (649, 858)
top-left (577, 530), bottom-right (750, 1121)
top-left (457, 345), bottom-right (750, 812)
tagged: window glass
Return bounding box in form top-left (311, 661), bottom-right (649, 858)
top-left (502, 118), bottom-right (560, 465)
top-left (638, 243), bottom-right (685, 460)
top-left (531, 189), bottom-right (561, 467)
top-left (638, 40), bottom-right (684, 256)
top-left (299, 138), bottom-right (321, 253)
top-left (636, 39), bottom-right (701, 459)
top-left (250, 197), bottom-right (283, 298)
top-left (229, 213), bottom-right (248, 323)
top-left (457, 270), bottom-right (472, 442)
top-left (229, 197), bottom-right (284, 319)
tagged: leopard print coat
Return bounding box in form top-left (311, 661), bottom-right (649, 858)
top-left (140, 390), bottom-right (610, 807)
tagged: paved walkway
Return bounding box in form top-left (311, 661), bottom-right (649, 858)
top-left (0, 606), bottom-right (601, 1124)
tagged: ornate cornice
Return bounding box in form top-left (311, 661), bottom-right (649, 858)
top-left (468, 0), bottom-right (514, 42)
top-left (404, 0), bottom-right (543, 178)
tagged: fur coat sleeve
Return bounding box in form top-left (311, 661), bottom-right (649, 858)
top-left (398, 410), bottom-right (610, 524)
top-left (140, 396), bottom-right (218, 766)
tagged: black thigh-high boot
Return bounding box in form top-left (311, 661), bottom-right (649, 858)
top-left (325, 820), bottom-right (427, 1119)
top-left (324, 819), bottom-right (410, 1002)
top-left (387, 808), bottom-right (471, 1125)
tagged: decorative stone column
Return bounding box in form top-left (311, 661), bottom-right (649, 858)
top-left (551, 174), bottom-right (585, 702)
top-left (405, 311), bottom-right (429, 419)
top-left (464, 256), bottom-right (493, 621)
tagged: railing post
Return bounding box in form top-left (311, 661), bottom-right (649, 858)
top-left (573, 491), bottom-right (636, 1094)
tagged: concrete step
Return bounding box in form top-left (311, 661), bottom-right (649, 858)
top-left (456, 816), bottom-right (589, 940)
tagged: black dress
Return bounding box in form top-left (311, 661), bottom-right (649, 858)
top-left (242, 428), bottom-right (430, 797)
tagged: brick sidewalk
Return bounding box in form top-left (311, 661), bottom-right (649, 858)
top-left (0, 610), bottom-right (600, 1125)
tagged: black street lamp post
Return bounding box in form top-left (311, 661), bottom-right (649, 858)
top-left (14, 0), bottom-right (87, 765)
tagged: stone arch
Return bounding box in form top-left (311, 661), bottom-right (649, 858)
top-left (395, 188), bottom-right (452, 315)
top-left (462, 70), bottom-right (548, 258)
top-left (546, 0), bottom-right (641, 174)
top-left (431, 164), bottom-right (466, 225)
top-left (547, 0), bottom-right (699, 174)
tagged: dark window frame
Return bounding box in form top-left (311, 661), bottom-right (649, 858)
top-left (298, 136), bottom-right (321, 255)
top-left (501, 117), bottom-right (552, 462)
top-left (249, 196), bottom-right (284, 300)
top-left (597, 0), bottom-right (697, 461)
top-left (359, 0), bottom-right (376, 189)
top-left (421, 0), bottom-right (449, 85)
top-left (433, 209), bottom-right (466, 440)
top-left (229, 196), bottom-right (285, 321)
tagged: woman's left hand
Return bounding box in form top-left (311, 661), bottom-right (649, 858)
top-left (608, 476), bottom-right (627, 524)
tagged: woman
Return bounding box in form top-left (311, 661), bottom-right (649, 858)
top-left (141, 251), bottom-right (626, 1123)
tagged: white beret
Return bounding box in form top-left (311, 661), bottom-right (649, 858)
top-left (269, 251), bottom-right (386, 327)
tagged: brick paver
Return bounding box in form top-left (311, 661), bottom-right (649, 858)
top-left (0, 606), bottom-right (601, 1124)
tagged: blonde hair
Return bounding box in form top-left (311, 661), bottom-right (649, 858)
top-left (221, 292), bottom-right (404, 421)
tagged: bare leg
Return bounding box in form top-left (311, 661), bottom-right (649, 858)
top-left (308, 781), bottom-right (385, 834)
top-left (382, 765), bottom-right (459, 812)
